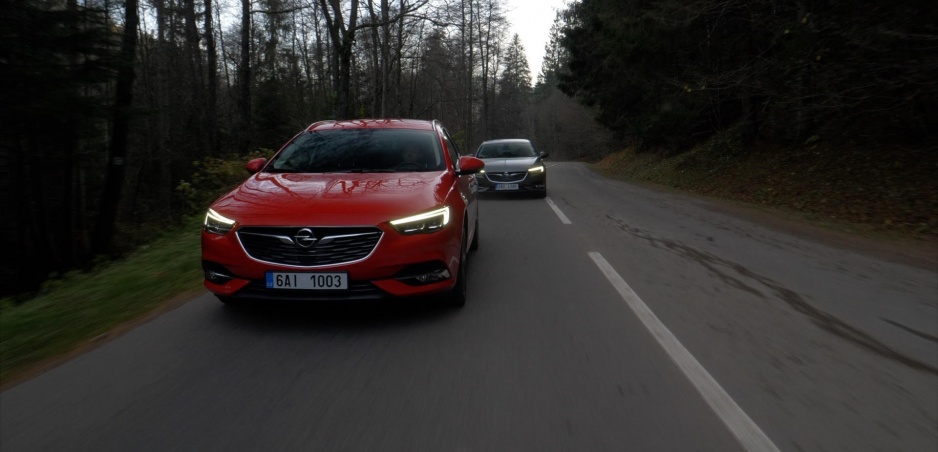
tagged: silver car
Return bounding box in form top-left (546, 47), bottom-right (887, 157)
top-left (473, 139), bottom-right (548, 197)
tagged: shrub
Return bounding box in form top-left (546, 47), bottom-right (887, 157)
top-left (176, 149), bottom-right (272, 213)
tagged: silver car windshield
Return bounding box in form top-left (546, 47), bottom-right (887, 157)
top-left (267, 129), bottom-right (445, 173)
top-left (476, 142), bottom-right (536, 158)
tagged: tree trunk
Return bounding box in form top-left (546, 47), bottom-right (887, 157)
top-left (394, 0), bottom-right (406, 114)
top-left (92, 0), bottom-right (139, 254)
top-left (794, 0), bottom-right (815, 142)
top-left (740, 5), bottom-right (757, 144)
top-left (320, 0), bottom-right (360, 119)
top-left (154, 0), bottom-right (172, 217)
top-left (477, 0), bottom-right (491, 141)
top-left (462, 0), bottom-right (474, 146)
top-left (65, 0), bottom-right (88, 265)
top-left (367, 0), bottom-right (381, 115)
top-left (183, 0), bottom-right (209, 154)
top-left (380, 0), bottom-right (390, 117)
top-left (313, 6), bottom-right (328, 113)
top-left (238, 0), bottom-right (252, 152)
top-left (204, 0), bottom-right (218, 152)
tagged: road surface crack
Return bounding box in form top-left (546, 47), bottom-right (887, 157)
top-left (880, 318), bottom-right (938, 343)
top-left (605, 214), bottom-right (938, 374)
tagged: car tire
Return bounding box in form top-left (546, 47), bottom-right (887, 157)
top-left (536, 190), bottom-right (547, 199)
top-left (469, 217), bottom-right (479, 251)
top-left (449, 229), bottom-right (468, 308)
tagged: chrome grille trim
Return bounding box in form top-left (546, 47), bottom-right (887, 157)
top-left (236, 226), bottom-right (383, 267)
top-left (238, 231), bottom-right (296, 245)
top-left (485, 171), bottom-right (527, 183)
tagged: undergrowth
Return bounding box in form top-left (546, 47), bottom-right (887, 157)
top-left (594, 136), bottom-right (938, 237)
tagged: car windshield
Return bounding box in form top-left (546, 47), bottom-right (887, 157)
top-left (266, 129), bottom-right (445, 173)
top-left (476, 141), bottom-right (536, 158)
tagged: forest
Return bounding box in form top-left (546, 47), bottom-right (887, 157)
top-left (557, 0), bottom-right (937, 149)
top-left (2, 0), bottom-right (935, 297)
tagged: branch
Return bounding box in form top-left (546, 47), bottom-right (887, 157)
top-left (251, 6), bottom-right (311, 15)
top-left (352, 0), bottom-right (430, 31)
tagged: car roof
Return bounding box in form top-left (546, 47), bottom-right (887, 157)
top-left (479, 139), bottom-right (532, 145)
top-left (306, 119), bottom-right (437, 132)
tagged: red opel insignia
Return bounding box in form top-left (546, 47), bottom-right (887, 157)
top-left (201, 119), bottom-right (484, 307)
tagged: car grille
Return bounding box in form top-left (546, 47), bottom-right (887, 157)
top-left (237, 226), bottom-right (383, 266)
top-left (486, 171), bottom-right (527, 183)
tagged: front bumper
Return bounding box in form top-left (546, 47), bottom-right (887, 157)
top-left (201, 222), bottom-right (462, 301)
top-left (475, 171), bottom-right (546, 193)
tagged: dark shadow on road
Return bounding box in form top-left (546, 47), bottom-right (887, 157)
top-left (478, 192), bottom-right (545, 201)
top-left (214, 296), bottom-right (460, 333)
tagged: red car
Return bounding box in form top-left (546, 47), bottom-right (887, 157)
top-left (201, 119), bottom-right (484, 307)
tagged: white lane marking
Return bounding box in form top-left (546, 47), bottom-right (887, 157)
top-left (588, 252), bottom-right (780, 452)
top-left (544, 197), bottom-right (572, 224)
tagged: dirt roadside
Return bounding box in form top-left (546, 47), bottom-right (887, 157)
top-left (599, 170), bottom-right (937, 273)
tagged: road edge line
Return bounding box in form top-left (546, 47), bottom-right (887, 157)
top-left (588, 251), bottom-right (780, 452)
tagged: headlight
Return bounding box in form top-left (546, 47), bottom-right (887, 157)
top-left (528, 165), bottom-right (545, 173)
top-left (204, 208), bottom-right (236, 235)
top-left (390, 207), bottom-right (450, 234)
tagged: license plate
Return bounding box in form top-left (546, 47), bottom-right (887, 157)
top-left (495, 183), bottom-right (519, 191)
top-left (266, 272), bottom-right (348, 290)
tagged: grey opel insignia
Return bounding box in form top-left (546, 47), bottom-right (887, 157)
top-left (473, 139), bottom-right (548, 197)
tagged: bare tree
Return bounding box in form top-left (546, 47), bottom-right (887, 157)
top-left (319, 0), bottom-right (360, 118)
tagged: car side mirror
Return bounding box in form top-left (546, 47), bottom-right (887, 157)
top-left (246, 158), bottom-right (267, 174)
top-left (539, 151), bottom-right (550, 159)
top-left (456, 156), bottom-right (485, 175)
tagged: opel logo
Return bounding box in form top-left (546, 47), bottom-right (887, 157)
top-left (294, 228), bottom-right (317, 249)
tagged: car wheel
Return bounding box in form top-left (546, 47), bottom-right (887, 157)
top-left (449, 229), bottom-right (468, 308)
top-left (469, 217), bottom-right (479, 251)
top-left (536, 189), bottom-right (547, 199)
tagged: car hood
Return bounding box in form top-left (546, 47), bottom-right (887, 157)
top-left (479, 157), bottom-right (540, 172)
top-left (211, 171), bottom-right (452, 226)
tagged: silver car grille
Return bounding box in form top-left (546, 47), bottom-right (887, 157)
top-left (485, 171), bottom-right (527, 183)
top-left (237, 226), bottom-right (382, 266)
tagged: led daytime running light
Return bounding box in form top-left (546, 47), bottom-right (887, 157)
top-left (207, 208), bottom-right (235, 225)
top-left (390, 207), bottom-right (450, 234)
top-left (204, 208), bottom-right (236, 234)
top-left (390, 207), bottom-right (450, 227)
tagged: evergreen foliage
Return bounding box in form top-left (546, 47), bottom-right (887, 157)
top-left (556, 0), bottom-right (938, 149)
top-left (1, 0), bottom-right (117, 296)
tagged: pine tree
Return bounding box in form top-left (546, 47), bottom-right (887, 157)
top-left (491, 34), bottom-right (532, 138)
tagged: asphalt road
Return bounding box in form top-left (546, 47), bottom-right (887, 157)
top-left (2, 162), bottom-right (936, 451)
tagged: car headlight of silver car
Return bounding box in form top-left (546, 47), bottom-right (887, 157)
top-left (204, 208), bottom-right (237, 235)
top-left (390, 207), bottom-right (450, 234)
top-left (527, 165), bottom-right (545, 173)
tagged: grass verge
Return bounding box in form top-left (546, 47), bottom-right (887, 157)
top-left (0, 216), bottom-right (204, 386)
